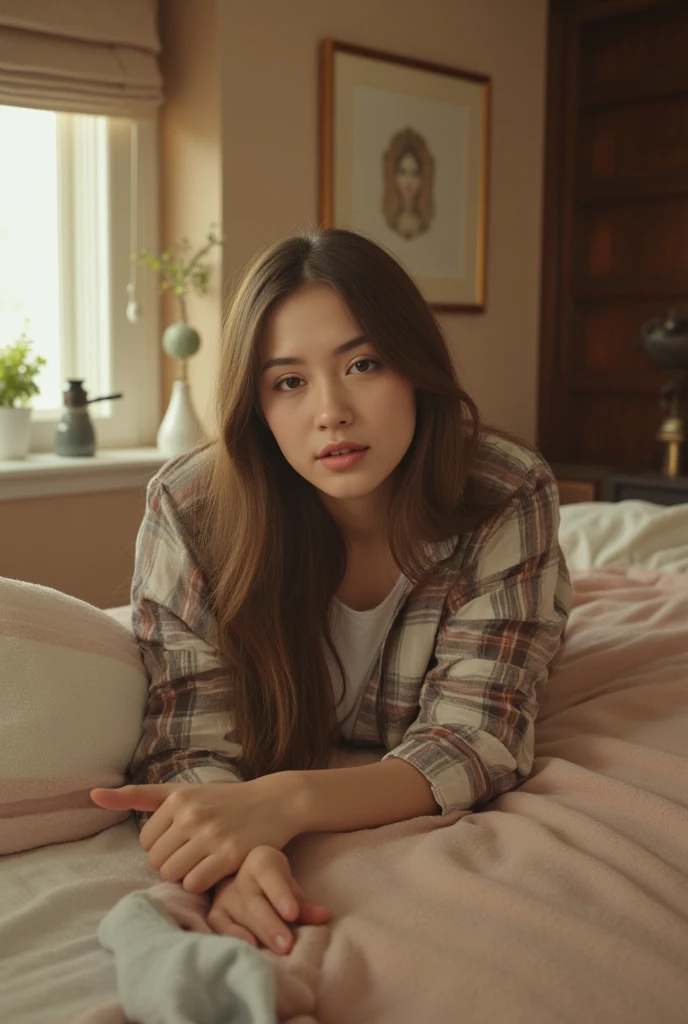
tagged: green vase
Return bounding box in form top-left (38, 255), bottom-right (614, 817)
top-left (162, 322), bottom-right (201, 360)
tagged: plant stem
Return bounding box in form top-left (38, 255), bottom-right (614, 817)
top-left (177, 293), bottom-right (188, 324)
top-left (184, 237), bottom-right (219, 278)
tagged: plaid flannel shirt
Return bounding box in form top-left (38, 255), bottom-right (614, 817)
top-left (128, 432), bottom-right (571, 816)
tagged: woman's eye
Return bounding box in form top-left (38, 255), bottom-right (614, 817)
top-left (350, 359), bottom-right (380, 374)
top-left (272, 360), bottom-right (378, 391)
top-left (275, 376), bottom-right (303, 392)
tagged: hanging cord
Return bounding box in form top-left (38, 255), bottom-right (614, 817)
top-left (126, 121), bottom-right (141, 324)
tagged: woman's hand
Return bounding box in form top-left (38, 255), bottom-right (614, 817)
top-left (208, 845), bottom-right (332, 955)
top-left (90, 773), bottom-right (307, 894)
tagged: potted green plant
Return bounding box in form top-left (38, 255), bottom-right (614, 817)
top-left (135, 226), bottom-right (223, 457)
top-left (0, 332), bottom-right (46, 460)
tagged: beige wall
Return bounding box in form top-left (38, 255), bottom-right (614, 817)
top-left (0, 489), bottom-right (147, 608)
top-left (158, 0), bottom-right (223, 424)
top-left (215, 0), bottom-right (548, 441)
top-left (4, 0), bottom-right (548, 606)
top-left (160, 0), bottom-right (549, 441)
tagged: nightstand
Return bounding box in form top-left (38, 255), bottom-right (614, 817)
top-left (551, 464), bottom-right (688, 507)
top-left (604, 471), bottom-right (688, 506)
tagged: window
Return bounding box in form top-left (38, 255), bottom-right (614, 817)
top-left (0, 106), bottom-right (160, 450)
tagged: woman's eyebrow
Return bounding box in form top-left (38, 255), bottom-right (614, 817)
top-left (261, 335), bottom-right (367, 373)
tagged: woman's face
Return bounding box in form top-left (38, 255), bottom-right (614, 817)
top-left (258, 284), bottom-right (416, 522)
top-left (396, 151), bottom-right (421, 202)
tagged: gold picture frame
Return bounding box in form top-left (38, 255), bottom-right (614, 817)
top-left (319, 40), bottom-right (490, 313)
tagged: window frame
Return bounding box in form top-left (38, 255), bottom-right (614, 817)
top-left (28, 115), bottom-right (160, 452)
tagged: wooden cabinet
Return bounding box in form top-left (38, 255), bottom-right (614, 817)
top-left (539, 0), bottom-right (688, 470)
top-left (556, 477), bottom-right (599, 505)
top-left (553, 463), bottom-right (688, 506)
top-left (605, 472), bottom-right (688, 506)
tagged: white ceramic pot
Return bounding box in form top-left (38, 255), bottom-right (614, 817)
top-left (156, 380), bottom-right (204, 458)
top-left (0, 406), bottom-right (31, 460)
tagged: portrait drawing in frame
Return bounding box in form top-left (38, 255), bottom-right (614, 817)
top-left (319, 40), bottom-right (490, 313)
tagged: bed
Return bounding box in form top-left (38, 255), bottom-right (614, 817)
top-left (1, 499), bottom-right (687, 1023)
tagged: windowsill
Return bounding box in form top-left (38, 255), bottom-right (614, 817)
top-left (0, 448), bottom-right (168, 501)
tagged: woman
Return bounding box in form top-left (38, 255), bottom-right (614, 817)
top-left (92, 228), bottom-right (571, 956)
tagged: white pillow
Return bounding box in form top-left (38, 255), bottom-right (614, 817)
top-left (0, 577), bottom-right (148, 854)
top-left (559, 500), bottom-right (688, 573)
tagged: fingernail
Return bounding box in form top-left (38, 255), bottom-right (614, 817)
top-left (279, 898), bottom-right (295, 916)
top-left (275, 934), bottom-right (289, 952)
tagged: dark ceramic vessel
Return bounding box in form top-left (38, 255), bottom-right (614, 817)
top-left (640, 311), bottom-right (688, 371)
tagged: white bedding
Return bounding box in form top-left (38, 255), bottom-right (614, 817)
top-left (0, 821), bottom-right (156, 1024)
top-left (558, 499), bottom-right (688, 572)
top-left (2, 497), bottom-right (687, 1023)
top-left (3, 569), bottom-right (688, 1024)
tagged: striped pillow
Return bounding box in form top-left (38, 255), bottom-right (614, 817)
top-left (0, 577), bottom-right (148, 854)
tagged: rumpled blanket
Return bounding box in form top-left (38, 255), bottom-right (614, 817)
top-left (60, 570), bottom-right (688, 1023)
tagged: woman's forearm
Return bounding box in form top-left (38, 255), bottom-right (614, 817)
top-left (290, 757), bottom-right (440, 834)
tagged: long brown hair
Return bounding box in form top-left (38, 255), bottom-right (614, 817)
top-left (197, 228), bottom-right (498, 780)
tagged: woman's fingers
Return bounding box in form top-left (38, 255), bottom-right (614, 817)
top-left (256, 862), bottom-right (301, 923)
top-left (139, 801), bottom-right (176, 853)
top-left (213, 873), bottom-right (293, 955)
top-left (207, 908), bottom-right (258, 947)
top-left (240, 890), bottom-right (295, 954)
top-left (206, 861), bottom-right (332, 957)
top-left (292, 880), bottom-right (333, 923)
top-left (295, 898), bottom-right (333, 925)
top-left (149, 836), bottom-right (205, 882)
top-left (246, 849), bottom-right (333, 929)
top-left (183, 850), bottom-right (244, 894)
top-left (90, 784), bottom-right (171, 813)
top-left (248, 857), bottom-right (332, 944)
top-left (142, 814), bottom-right (186, 870)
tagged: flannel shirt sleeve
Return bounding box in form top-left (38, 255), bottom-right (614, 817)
top-left (382, 463), bottom-right (572, 815)
top-left (127, 475), bottom-right (244, 792)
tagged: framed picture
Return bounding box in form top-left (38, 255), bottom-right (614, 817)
top-left (319, 40), bottom-right (490, 313)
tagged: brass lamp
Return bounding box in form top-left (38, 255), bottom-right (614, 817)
top-left (640, 311), bottom-right (688, 478)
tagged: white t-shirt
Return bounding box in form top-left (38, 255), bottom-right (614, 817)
top-left (325, 572), bottom-right (408, 740)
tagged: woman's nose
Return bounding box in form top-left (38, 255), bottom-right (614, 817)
top-left (313, 382), bottom-right (353, 429)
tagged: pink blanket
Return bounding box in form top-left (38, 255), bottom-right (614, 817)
top-left (84, 570), bottom-right (688, 1023)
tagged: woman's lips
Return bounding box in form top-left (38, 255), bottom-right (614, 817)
top-left (319, 448), bottom-right (369, 471)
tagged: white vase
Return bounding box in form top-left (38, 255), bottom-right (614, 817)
top-left (156, 380), bottom-right (204, 458)
top-left (0, 406), bottom-right (31, 460)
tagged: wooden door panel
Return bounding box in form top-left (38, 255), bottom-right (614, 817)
top-left (570, 300), bottom-right (670, 385)
top-left (577, 198), bottom-right (688, 280)
top-left (580, 4), bottom-right (688, 92)
top-left (571, 391), bottom-right (663, 466)
top-left (578, 95), bottom-right (688, 188)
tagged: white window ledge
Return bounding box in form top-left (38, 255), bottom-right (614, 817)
top-left (0, 448), bottom-right (168, 501)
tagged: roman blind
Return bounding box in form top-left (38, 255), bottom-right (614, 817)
top-left (0, 0), bottom-right (162, 118)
